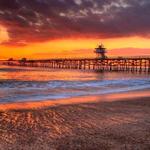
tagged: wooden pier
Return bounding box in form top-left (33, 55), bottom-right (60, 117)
top-left (1, 44), bottom-right (150, 73)
top-left (2, 57), bottom-right (150, 73)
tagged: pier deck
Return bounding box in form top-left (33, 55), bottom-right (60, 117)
top-left (1, 57), bottom-right (150, 73)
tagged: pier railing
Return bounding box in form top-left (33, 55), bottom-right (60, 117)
top-left (1, 57), bottom-right (150, 73)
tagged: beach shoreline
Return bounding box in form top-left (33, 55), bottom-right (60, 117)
top-left (0, 88), bottom-right (150, 111)
top-left (0, 90), bottom-right (150, 150)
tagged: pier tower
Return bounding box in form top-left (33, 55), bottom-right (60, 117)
top-left (95, 44), bottom-right (107, 59)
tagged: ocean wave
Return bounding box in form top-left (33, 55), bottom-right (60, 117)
top-left (0, 78), bottom-right (150, 89)
top-left (0, 78), bottom-right (150, 103)
top-left (0, 66), bottom-right (150, 103)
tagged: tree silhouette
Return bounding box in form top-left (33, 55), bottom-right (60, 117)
top-left (21, 58), bottom-right (27, 62)
top-left (8, 58), bottom-right (14, 61)
top-left (19, 58), bottom-right (27, 65)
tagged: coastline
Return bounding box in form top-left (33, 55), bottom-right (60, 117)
top-left (0, 88), bottom-right (150, 111)
top-left (0, 89), bottom-right (150, 150)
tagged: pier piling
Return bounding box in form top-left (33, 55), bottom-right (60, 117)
top-left (2, 57), bottom-right (150, 73)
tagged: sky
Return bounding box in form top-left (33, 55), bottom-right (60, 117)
top-left (0, 0), bottom-right (150, 59)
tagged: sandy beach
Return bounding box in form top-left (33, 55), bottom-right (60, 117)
top-left (0, 91), bottom-right (150, 150)
top-left (1, 0), bottom-right (150, 149)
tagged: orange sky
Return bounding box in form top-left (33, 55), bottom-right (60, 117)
top-left (0, 23), bottom-right (150, 60)
top-left (0, 1), bottom-right (150, 59)
top-left (0, 34), bottom-right (150, 59)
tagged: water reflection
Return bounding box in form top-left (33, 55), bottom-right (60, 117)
top-left (0, 65), bottom-right (150, 103)
top-left (0, 65), bottom-right (149, 81)
top-left (0, 89), bottom-right (150, 111)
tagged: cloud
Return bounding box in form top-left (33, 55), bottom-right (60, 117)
top-left (0, 0), bottom-right (150, 46)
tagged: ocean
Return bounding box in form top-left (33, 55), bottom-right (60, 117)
top-left (0, 65), bottom-right (150, 103)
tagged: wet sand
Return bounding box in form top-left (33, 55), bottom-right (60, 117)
top-left (0, 92), bottom-right (150, 150)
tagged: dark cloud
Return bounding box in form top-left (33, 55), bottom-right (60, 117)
top-left (0, 0), bottom-right (150, 46)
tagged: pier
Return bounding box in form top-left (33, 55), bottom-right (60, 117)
top-left (1, 44), bottom-right (150, 73)
top-left (2, 57), bottom-right (150, 73)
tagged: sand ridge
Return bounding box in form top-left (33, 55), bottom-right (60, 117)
top-left (0, 97), bottom-right (150, 150)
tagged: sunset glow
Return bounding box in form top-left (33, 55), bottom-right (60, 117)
top-left (0, 25), bottom-right (9, 44)
top-left (0, 36), bottom-right (150, 59)
top-left (0, 0), bottom-right (150, 59)
top-left (0, 1), bottom-right (150, 149)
